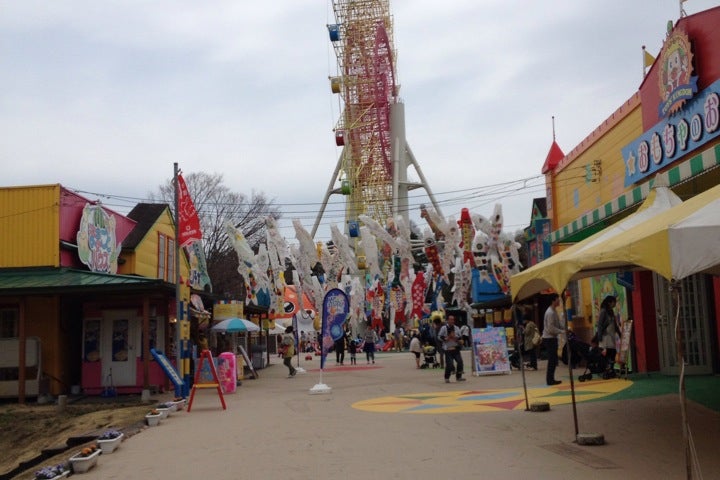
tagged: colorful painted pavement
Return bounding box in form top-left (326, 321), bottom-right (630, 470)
top-left (352, 378), bottom-right (633, 414)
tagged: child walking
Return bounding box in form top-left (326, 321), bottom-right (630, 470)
top-left (348, 338), bottom-right (358, 365)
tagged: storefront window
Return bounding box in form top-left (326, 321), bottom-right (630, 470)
top-left (84, 320), bottom-right (100, 362)
top-left (141, 317), bottom-right (158, 359)
top-left (0, 309), bottom-right (18, 338)
top-left (112, 319), bottom-right (129, 362)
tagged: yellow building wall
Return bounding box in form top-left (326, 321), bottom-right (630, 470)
top-left (116, 209), bottom-right (190, 299)
top-left (118, 209), bottom-right (176, 278)
top-left (553, 105), bottom-right (644, 228)
top-left (550, 99), bottom-right (645, 344)
top-left (0, 185), bottom-right (60, 267)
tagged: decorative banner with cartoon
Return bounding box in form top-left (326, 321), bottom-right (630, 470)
top-left (320, 288), bottom-right (349, 369)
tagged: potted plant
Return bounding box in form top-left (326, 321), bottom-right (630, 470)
top-left (35, 463), bottom-right (70, 479)
top-left (156, 402), bottom-right (172, 418)
top-left (96, 429), bottom-right (124, 454)
top-left (69, 446), bottom-right (100, 474)
top-left (172, 396), bottom-right (186, 411)
top-left (145, 408), bottom-right (162, 426)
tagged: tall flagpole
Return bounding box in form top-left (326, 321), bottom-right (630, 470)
top-left (642, 45), bottom-right (646, 78)
top-left (174, 163), bottom-right (183, 393)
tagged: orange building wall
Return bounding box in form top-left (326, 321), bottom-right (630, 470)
top-left (0, 185), bottom-right (60, 267)
top-left (22, 295), bottom-right (71, 395)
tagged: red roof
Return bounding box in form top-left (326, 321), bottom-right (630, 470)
top-left (541, 141), bottom-right (565, 174)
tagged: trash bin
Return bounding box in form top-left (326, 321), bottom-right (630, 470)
top-left (218, 352), bottom-right (237, 393)
top-left (252, 353), bottom-right (266, 370)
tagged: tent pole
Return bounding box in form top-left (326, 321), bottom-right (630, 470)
top-left (564, 289), bottom-right (580, 437)
top-left (671, 281), bottom-right (694, 480)
top-left (514, 305), bottom-right (530, 411)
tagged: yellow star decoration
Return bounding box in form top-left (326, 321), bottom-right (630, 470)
top-left (625, 152), bottom-right (636, 176)
top-left (352, 379), bottom-right (632, 414)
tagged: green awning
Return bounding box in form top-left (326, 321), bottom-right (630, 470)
top-left (549, 143), bottom-right (720, 245)
top-left (0, 268), bottom-right (172, 295)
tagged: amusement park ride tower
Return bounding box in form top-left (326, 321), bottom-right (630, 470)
top-left (311, 0), bottom-right (442, 238)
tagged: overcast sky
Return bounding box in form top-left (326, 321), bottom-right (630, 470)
top-left (1, 0), bottom-right (718, 242)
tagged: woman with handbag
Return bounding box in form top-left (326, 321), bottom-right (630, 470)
top-left (596, 295), bottom-right (619, 377)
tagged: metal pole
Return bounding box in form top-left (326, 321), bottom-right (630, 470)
top-left (173, 163), bottom-right (183, 391)
top-left (564, 290), bottom-right (579, 436)
top-left (514, 305), bottom-right (530, 411)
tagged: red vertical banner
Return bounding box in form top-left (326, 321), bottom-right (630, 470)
top-left (177, 174), bottom-right (202, 248)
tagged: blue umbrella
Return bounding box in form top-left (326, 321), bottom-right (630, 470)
top-left (211, 317), bottom-right (260, 333)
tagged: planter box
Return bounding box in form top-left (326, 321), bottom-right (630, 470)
top-left (145, 413), bottom-right (161, 426)
top-left (96, 433), bottom-right (124, 454)
top-left (49, 471), bottom-right (70, 480)
top-left (69, 449), bottom-right (100, 474)
top-left (34, 467), bottom-right (70, 479)
top-left (156, 407), bottom-right (170, 419)
top-left (172, 399), bottom-right (186, 411)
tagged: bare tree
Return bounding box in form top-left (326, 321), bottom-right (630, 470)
top-left (150, 172), bottom-right (281, 297)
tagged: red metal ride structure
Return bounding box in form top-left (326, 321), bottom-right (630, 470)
top-left (329, 0), bottom-right (397, 226)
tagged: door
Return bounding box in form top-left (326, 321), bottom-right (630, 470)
top-left (102, 311), bottom-right (139, 386)
top-left (653, 273), bottom-right (712, 375)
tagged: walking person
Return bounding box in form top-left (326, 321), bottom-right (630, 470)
top-left (334, 332), bottom-right (346, 365)
top-left (409, 332), bottom-right (423, 368)
top-left (281, 326), bottom-right (297, 378)
top-left (432, 316), bottom-right (445, 368)
top-left (596, 295), bottom-right (619, 376)
top-left (521, 317), bottom-right (540, 370)
top-left (438, 315), bottom-right (466, 383)
top-left (542, 294), bottom-right (563, 385)
top-left (394, 325), bottom-right (404, 352)
top-left (363, 327), bottom-right (378, 364)
top-left (460, 322), bottom-right (470, 349)
top-left (348, 338), bottom-right (358, 365)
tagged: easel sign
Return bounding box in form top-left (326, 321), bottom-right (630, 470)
top-left (188, 349), bottom-right (226, 412)
top-left (237, 345), bottom-right (258, 379)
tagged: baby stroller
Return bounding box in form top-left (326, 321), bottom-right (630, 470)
top-left (509, 348), bottom-right (537, 370)
top-left (509, 349), bottom-right (522, 370)
top-left (421, 345), bottom-right (440, 369)
top-left (578, 345), bottom-right (614, 381)
top-left (561, 331), bottom-right (591, 369)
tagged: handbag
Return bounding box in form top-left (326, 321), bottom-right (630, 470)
top-left (532, 331), bottom-right (542, 347)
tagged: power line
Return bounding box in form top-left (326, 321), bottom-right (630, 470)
top-left (66, 171), bottom-right (591, 240)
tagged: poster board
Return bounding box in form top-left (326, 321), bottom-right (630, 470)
top-left (617, 319), bottom-right (633, 373)
top-left (237, 345), bottom-right (258, 379)
top-left (472, 327), bottom-right (511, 376)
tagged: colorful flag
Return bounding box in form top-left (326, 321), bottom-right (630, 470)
top-left (320, 288), bottom-right (349, 369)
top-left (643, 49), bottom-right (656, 68)
top-left (177, 174), bottom-right (202, 248)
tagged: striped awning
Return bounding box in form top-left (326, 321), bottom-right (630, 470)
top-left (549, 143), bottom-right (720, 244)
